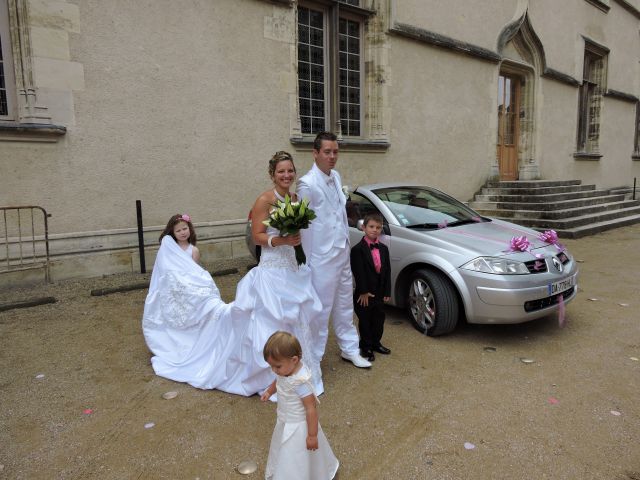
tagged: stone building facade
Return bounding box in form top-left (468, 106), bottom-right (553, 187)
top-left (1, 0), bottom-right (639, 283)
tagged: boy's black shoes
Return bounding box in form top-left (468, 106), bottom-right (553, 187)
top-left (373, 344), bottom-right (391, 355)
top-left (360, 349), bottom-right (375, 362)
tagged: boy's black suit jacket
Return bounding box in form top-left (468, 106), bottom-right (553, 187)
top-left (350, 237), bottom-right (391, 302)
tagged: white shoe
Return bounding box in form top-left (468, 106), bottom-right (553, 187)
top-left (340, 352), bottom-right (372, 368)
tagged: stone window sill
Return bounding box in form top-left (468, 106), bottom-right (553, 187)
top-left (290, 136), bottom-right (390, 152)
top-left (632, 154), bottom-right (640, 161)
top-left (0, 123), bottom-right (67, 143)
top-left (573, 152), bottom-right (603, 160)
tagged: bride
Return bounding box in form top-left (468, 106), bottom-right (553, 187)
top-left (226, 151), bottom-right (323, 396)
top-left (142, 151), bottom-right (324, 396)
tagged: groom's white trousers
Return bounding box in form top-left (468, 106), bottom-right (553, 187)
top-left (308, 246), bottom-right (360, 360)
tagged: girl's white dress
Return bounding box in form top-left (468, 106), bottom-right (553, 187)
top-left (265, 364), bottom-right (339, 480)
top-left (142, 232), bottom-right (324, 396)
top-left (142, 236), bottom-right (238, 390)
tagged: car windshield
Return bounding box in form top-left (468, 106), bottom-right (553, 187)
top-left (372, 186), bottom-right (485, 229)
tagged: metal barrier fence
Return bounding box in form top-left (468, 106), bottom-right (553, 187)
top-left (0, 206), bottom-right (51, 282)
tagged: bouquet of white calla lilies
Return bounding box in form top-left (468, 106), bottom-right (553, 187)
top-left (263, 194), bottom-right (317, 265)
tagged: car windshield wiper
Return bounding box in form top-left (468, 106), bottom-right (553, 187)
top-left (446, 218), bottom-right (479, 227)
top-left (406, 223), bottom-right (440, 229)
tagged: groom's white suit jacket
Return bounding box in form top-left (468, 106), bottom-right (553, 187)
top-left (297, 163), bottom-right (350, 259)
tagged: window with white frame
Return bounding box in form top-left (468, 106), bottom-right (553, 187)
top-left (297, 2), bottom-right (364, 137)
top-left (576, 43), bottom-right (607, 154)
top-left (0, 0), bottom-right (16, 121)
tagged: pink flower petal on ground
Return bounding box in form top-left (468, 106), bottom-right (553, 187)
top-left (144, 422), bottom-right (155, 429)
top-left (464, 442), bottom-right (476, 450)
top-left (610, 410), bottom-right (621, 416)
top-left (83, 409), bottom-right (93, 415)
top-left (548, 397), bottom-right (559, 405)
top-left (35, 374), bottom-right (45, 379)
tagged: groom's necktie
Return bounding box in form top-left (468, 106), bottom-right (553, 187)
top-left (326, 176), bottom-right (340, 205)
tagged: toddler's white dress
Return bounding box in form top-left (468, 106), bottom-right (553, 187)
top-left (265, 364), bottom-right (338, 480)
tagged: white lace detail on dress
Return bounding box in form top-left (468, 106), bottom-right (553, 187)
top-left (259, 225), bottom-right (298, 272)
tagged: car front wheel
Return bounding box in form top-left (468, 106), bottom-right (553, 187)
top-left (407, 269), bottom-right (459, 336)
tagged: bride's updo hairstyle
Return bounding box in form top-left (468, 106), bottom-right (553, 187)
top-left (263, 331), bottom-right (302, 361)
top-left (268, 151), bottom-right (296, 178)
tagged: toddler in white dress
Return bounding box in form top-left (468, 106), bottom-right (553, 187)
top-left (261, 332), bottom-right (339, 480)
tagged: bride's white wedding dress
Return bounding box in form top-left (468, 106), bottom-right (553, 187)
top-left (226, 224), bottom-right (324, 396)
top-left (142, 231), bottom-right (324, 396)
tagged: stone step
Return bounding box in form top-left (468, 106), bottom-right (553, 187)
top-left (554, 214), bottom-right (640, 239)
top-left (469, 193), bottom-right (626, 212)
top-left (481, 184), bottom-right (596, 196)
top-left (486, 180), bottom-right (582, 188)
top-left (488, 205), bottom-right (640, 230)
top-left (474, 188), bottom-right (612, 203)
top-left (473, 199), bottom-right (640, 220)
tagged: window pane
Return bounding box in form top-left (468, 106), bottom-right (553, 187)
top-left (299, 80), bottom-right (310, 99)
top-left (298, 45), bottom-right (309, 62)
top-left (310, 81), bottom-right (324, 100)
top-left (298, 62), bottom-right (310, 79)
top-left (310, 63), bottom-right (323, 83)
top-left (310, 26), bottom-right (323, 47)
top-left (299, 99), bottom-right (311, 117)
top-left (309, 10), bottom-right (323, 28)
top-left (311, 100), bottom-right (324, 117)
top-left (310, 46), bottom-right (323, 64)
top-left (312, 118), bottom-right (325, 134)
top-left (348, 87), bottom-right (359, 103)
top-left (298, 25), bottom-right (309, 44)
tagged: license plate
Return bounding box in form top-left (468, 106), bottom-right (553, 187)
top-left (548, 275), bottom-right (575, 295)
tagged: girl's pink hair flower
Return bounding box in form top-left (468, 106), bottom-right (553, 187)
top-left (180, 214), bottom-right (191, 223)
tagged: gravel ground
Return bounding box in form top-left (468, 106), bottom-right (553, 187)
top-left (1, 226), bottom-right (639, 480)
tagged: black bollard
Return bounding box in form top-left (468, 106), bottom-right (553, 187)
top-left (136, 200), bottom-right (146, 273)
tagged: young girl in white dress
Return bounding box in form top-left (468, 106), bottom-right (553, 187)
top-left (261, 332), bottom-right (338, 480)
top-left (143, 214), bottom-right (239, 390)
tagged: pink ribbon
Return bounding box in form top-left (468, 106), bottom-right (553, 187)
top-left (538, 230), bottom-right (565, 252)
top-left (557, 294), bottom-right (566, 328)
top-left (506, 236), bottom-right (543, 259)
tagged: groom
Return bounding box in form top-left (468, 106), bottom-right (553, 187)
top-left (297, 131), bottom-right (372, 369)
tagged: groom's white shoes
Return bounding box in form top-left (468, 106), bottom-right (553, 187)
top-left (341, 352), bottom-right (372, 368)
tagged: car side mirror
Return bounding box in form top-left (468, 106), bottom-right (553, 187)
top-left (357, 219), bottom-right (364, 231)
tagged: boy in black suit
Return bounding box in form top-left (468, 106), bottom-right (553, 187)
top-left (350, 213), bottom-right (391, 362)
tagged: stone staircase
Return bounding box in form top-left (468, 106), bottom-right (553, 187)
top-left (468, 180), bottom-right (640, 238)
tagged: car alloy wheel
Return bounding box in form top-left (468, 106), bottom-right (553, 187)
top-left (407, 269), bottom-right (459, 336)
top-left (409, 277), bottom-right (436, 332)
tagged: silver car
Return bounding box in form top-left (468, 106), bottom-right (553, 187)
top-left (247, 183), bottom-right (579, 336)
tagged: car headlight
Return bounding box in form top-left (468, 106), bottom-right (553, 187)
top-left (461, 257), bottom-right (529, 275)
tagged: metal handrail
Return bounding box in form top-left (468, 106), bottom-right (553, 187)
top-left (0, 205), bottom-right (51, 282)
